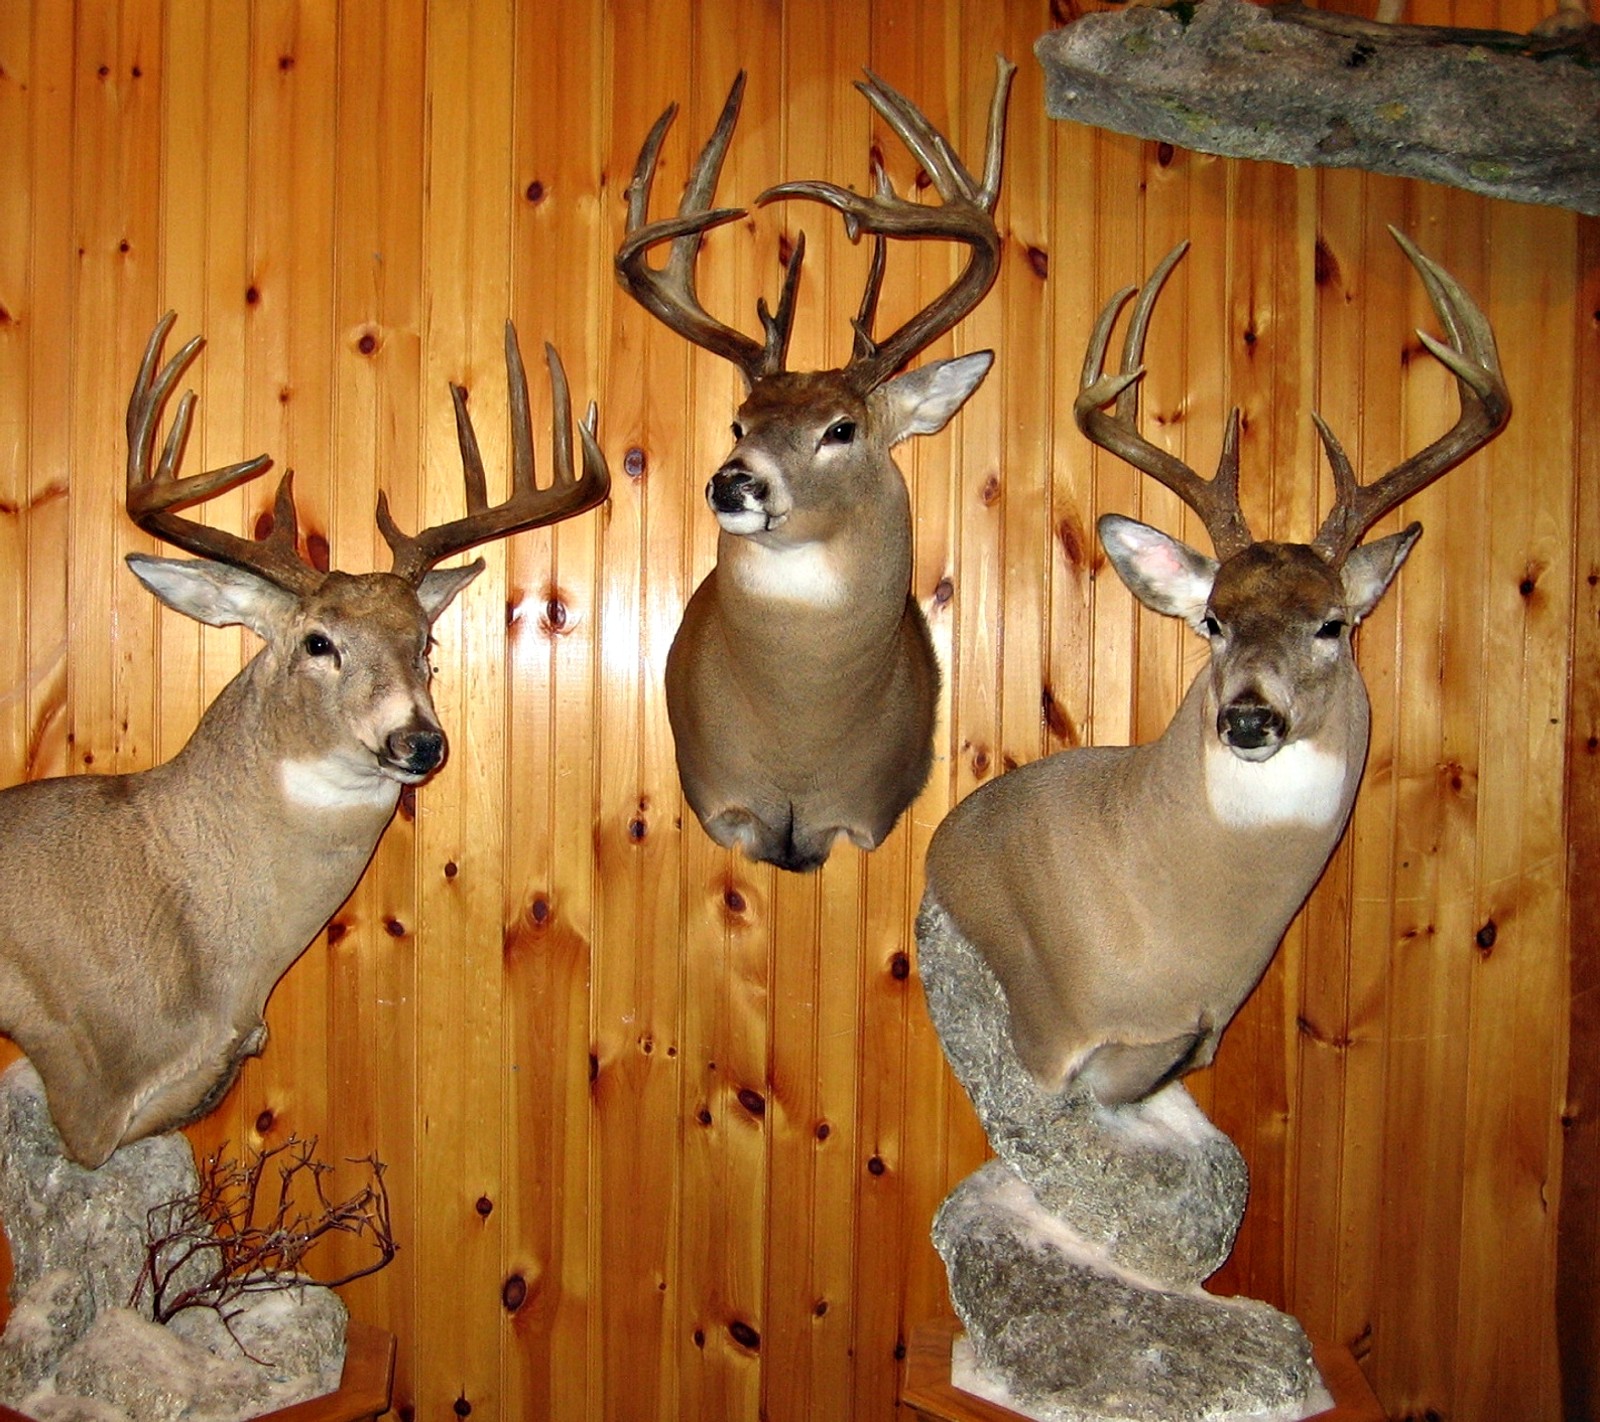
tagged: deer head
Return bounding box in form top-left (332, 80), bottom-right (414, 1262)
top-left (0, 315), bottom-right (608, 1166)
top-left (616, 61), bottom-right (1013, 872)
top-left (922, 229), bottom-right (1509, 1107)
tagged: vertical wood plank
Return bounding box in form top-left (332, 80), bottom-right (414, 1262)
top-left (413, 1), bottom-right (515, 1415)
top-left (322, 1), bottom-right (426, 1404)
top-left (503, 3), bottom-right (607, 1419)
top-left (596, 4), bottom-right (693, 1415)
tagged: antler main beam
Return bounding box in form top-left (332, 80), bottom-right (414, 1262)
top-left (380, 322), bottom-right (610, 584)
top-left (1308, 226), bottom-right (1511, 563)
top-left (615, 74), bottom-right (802, 387)
top-left (1074, 243), bottom-right (1254, 561)
top-left (126, 314), bottom-right (318, 594)
top-left (761, 55), bottom-right (1015, 393)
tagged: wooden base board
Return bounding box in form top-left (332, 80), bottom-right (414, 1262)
top-left (902, 1316), bottom-right (1386, 1422)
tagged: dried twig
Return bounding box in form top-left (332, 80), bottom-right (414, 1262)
top-left (132, 1136), bottom-right (396, 1328)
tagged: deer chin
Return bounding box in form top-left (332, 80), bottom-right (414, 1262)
top-left (716, 507), bottom-right (788, 536)
top-left (1220, 737), bottom-right (1283, 764)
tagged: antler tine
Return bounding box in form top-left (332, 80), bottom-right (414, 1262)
top-left (616, 73), bottom-right (794, 386)
top-left (756, 54), bottom-right (1015, 394)
top-left (381, 323), bottom-right (610, 584)
top-left (125, 313), bottom-right (316, 592)
top-left (1310, 227), bottom-right (1511, 564)
top-left (1074, 244), bottom-right (1253, 560)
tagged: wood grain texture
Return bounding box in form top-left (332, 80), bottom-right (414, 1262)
top-left (0, 3), bottom-right (1590, 1420)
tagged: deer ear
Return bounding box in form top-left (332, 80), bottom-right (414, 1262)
top-left (126, 553), bottom-right (297, 638)
top-left (416, 559), bottom-right (485, 623)
top-left (878, 351), bottom-right (994, 446)
top-left (1098, 514), bottom-right (1218, 628)
top-left (1342, 523), bottom-right (1422, 622)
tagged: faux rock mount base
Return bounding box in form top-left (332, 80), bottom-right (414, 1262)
top-left (916, 898), bottom-right (1330, 1422)
top-left (0, 1061), bottom-right (383, 1422)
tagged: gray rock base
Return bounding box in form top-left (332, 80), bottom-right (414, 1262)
top-left (1034, 0), bottom-right (1600, 216)
top-left (0, 1061), bottom-right (347, 1422)
top-left (935, 1163), bottom-right (1328, 1422)
top-left (917, 897), bottom-right (1325, 1421)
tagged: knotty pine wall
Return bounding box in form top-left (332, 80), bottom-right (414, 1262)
top-left (0, 2), bottom-right (1595, 1420)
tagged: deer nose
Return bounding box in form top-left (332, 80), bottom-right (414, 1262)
top-left (385, 726), bottom-right (446, 776)
top-left (708, 465), bottom-right (767, 513)
top-left (1219, 701), bottom-right (1286, 751)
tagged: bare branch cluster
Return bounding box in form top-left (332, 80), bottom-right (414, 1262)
top-left (132, 1136), bottom-right (396, 1326)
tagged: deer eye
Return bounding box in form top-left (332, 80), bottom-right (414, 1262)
top-left (1201, 614), bottom-right (1222, 637)
top-left (1315, 619), bottom-right (1346, 640)
top-left (821, 420), bottom-right (857, 446)
top-left (303, 631), bottom-right (338, 663)
top-left (731, 422), bottom-right (744, 440)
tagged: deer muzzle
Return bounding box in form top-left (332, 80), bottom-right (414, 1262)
top-left (709, 464), bottom-right (769, 513)
top-left (382, 725), bottom-right (447, 781)
top-left (707, 461), bottom-right (787, 536)
top-left (1217, 699), bottom-right (1287, 760)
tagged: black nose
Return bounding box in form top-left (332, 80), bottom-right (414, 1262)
top-left (1219, 702), bottom-right (1286, 750)
top-left (709, 466), bottom-right (766, 513)
top-left (387, 727), bottom-right (446, 775)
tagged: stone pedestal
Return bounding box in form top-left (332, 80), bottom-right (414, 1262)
top-left (917, 898), bottom-right (1330, 1422)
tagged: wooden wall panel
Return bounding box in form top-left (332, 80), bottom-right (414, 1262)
top-left (0, 3), bottom-right (1591, 1420)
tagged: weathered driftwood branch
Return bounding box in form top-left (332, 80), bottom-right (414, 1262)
top-left (1035, 0), bottom-right (1600, 215)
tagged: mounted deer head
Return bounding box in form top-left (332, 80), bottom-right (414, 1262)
top-left (923, 228), bottom-right (1509, 1105)
top-left (616, 60), bottom-right (1014, 873)
top-left (0, 315), bottom-right (609, 1166)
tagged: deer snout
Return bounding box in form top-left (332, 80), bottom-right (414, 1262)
top-left (383, 725), bottom-right (447, 780)
top-left (708, 464), bottom-right (768, 514)
top-left (1218, 699), bottom-right (1287, 759)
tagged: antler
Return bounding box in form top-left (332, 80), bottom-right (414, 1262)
top-left (1308, 226), bottom-right (1511, 563)
top-left (126, 313), bottom-right (321, 593)
top-left (379, 322), bottom-right (610, 584)
top-left (615, 73), bottom-right (804, 387)
top-left (760, 55), bottom-right (1014, 394)
top-left (1075, 243), bottom-right (1254, 561)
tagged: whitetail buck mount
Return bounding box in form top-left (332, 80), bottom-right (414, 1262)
top-left (923, 228), bottom-right (1510, 1108)
top-left (616, 59), bottom-right (1015, 873)
top-left (0, 316), bottom-right (609, 1167)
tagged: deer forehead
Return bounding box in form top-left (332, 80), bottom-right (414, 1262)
top-left (1209, 542), bottom-right (1344, 627)
top-left (291, 572), bottom-right (431, 646)
top-left (737, 372), bottom-right (870, 440)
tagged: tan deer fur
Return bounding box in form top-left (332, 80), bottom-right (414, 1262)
top-left (925, 525), bottom-right (1415, 1104)
top-left (0, 565), bottom-right (473, 1167)
top-left (668, 360), bottom-right (990, 872)
top-left (617, 62), bottom-right (1013, 872)
top-left (922, 230), bottom-right (1509, 1107)
top-left (0, 317), bottom-right (608, 1166)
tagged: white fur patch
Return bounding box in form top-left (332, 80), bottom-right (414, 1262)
top-left (727, 542), bottom-right (846, 607)
top-left (1203, 737), bottom-right (1348, 829)
top-left (279, 755), bottom-right (402, 812)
